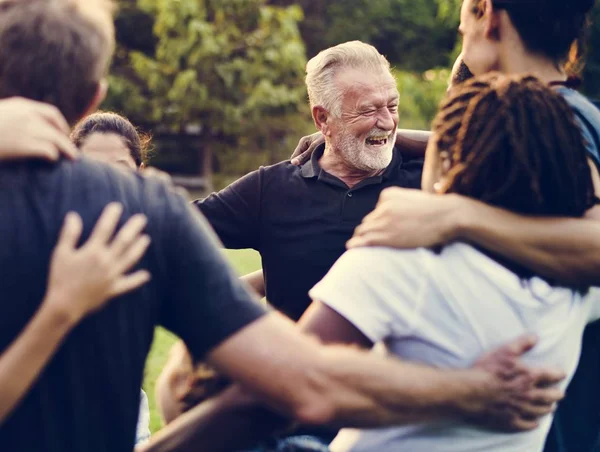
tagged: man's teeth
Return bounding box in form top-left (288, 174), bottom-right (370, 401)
top-left (366, 136), bottom-right (388, 145)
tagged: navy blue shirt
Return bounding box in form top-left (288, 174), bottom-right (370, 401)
top-left (0, 158), bottom-right (266, 452)
top-left (196, 146), bottom-right (423, 320)
top-left (544, 88), bottom-right (600, 452)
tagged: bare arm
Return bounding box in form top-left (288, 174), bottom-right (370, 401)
top-left (240, 269), bottom-right (265, 298)
top-left (142, 311), bottom-right (563, 452)
top-left (0, 204), bottom-right (150, 423)
top-left (349, 160), bottom-right (600, 286)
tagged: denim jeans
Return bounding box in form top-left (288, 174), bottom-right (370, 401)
top-left (244, 435), bottom-right (330, 452)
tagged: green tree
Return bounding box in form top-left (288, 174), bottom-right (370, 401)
top-left (104, 0), bottom-right (311, 176)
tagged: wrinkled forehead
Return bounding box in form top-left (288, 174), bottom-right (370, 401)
top-left (336, 68), bottom-right (399, 106)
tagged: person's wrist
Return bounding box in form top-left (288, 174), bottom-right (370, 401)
top-left (41, 292), bottom-right (83, 329)
top-left (444, 194), bottom-right (478, 243)
top-left (450, 368), bottom-right (492, 418)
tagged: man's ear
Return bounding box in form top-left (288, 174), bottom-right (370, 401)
top-left (312, 106), bottom-right (333, 137)
top-left (78, 79), bottom-right (108, 122)
top-left (483, 0), bottom-right (501, 40)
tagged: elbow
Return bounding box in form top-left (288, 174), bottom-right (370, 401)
top-left (293, 396), bottom-right (336, 426)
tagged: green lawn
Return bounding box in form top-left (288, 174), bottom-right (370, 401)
top-left (142, 248), bottom-right (262, 432)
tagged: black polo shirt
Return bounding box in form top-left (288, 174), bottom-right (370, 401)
top-left (0, 158), bottom-right (266, 452)
top-left (196, 145), bottom-right (423, 320)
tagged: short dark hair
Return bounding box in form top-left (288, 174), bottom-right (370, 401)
top-left (0, 0), bottom-right (115, 124)
top-left (472, 0), bottom-right (595, 73)
top-left (71, 112), bottom-right (151, 167)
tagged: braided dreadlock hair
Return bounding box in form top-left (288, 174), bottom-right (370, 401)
top-left (431, 73), bottom-right (597, 281)
top-left (432, 72), bottom-right (596, 219)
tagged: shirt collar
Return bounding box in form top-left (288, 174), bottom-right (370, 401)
top-left (300, 143), bottom-right (403, 181)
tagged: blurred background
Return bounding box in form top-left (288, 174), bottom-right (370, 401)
top-left (105, 0), bottom-right (600, 196)
top-left (107, 0), bottom-right (600, 431)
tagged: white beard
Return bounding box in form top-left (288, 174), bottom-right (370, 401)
top-left (334, 125), bottom-right (395, 172)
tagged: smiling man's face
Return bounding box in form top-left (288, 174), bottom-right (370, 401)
top-left (327, 68), bottom-right (400, 172)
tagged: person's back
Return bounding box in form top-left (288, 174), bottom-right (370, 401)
top-left (0, 157), bottom-right (264, 451)
top-left (324, 243), bottom-right (598, 451)
top-left (309, 74), bottom-right (599, 451)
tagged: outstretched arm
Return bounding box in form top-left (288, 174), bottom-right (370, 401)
top-left (349, 160), bottom-right (600, 286)
top-left (0, 204), bottom-right (150, 424)
top-left (142, 311), bottom-right (563, 452)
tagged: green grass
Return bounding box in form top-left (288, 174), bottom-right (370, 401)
top-left (142, 248), bottom-right (262, 433)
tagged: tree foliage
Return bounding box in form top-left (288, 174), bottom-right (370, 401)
top-left (105, 0), bottom-right (311, 174)
top-left (104, 0), bottom-right (600, 177)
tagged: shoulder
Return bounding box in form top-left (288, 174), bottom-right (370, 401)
top-left (65, 157), bottom-right (190, 222)
top-left (331, 246), bottom-right (434, 284)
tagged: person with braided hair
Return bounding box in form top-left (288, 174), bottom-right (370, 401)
top-left (313, 73), bottom-right (600, 452)
top-left (336, 2), bottom-right (600, 451)
top-left (142, 73), bottom-right (600, 452)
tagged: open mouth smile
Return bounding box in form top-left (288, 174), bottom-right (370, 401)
top-left (366, 135), bottom-right (390, 146)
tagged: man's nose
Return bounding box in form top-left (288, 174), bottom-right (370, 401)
top-left (376, 108), bottom-right (396, 131)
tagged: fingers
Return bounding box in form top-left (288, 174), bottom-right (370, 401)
top-left (525, 387), bottom-right (564, 406)
top-left (56, 212), bottom-right (84, 250)
top-left (530, 367), bottom-right (566, 388)
top-left (112, 234), bottom-right (152, 276)
top-left (501, 334), bottom-right (538, 357)
top-left (509, 417), bottom-right (540, 431)
top-left (346, 232), bottom-right (387, 249)
top-left (109, 214), bottom-right (148, 257)
top-left (34, 124), bottom-right (79, 160)
top-left (32, 101), bottom-right (71, 135)
top-left (291, 150), bottom-right (311, 166)
top-left (110, 270), bottom-right (151, 297)
top-left (88, 203), bottom-right (124, 246)
top-left (290, 137), bottom-right (311, 161)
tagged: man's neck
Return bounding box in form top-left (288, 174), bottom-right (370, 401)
top-left (319, 143), bottom-right (385, 189)
top-left (499, 48), bottom-right (566, 85)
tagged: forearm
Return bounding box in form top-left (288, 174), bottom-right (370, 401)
top-left (454, 197), bottom-right (600, 285)
top-left (138, 385), bottom-right (290, 452)
top-left (310, 345), bottom-right (488, 428)
top-left (0, 299), bottom-right (75, 423)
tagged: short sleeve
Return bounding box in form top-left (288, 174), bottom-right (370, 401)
top-left (193, 169), bottom-right (262, 250)
top-left (309, 247), bottom-right (427, 344)
top-left (586, 288), bottom-right (600, 324)
top-left (152, 184), bottom-right (268, 360)
top-left (573, 113), bottom-right (600, 171)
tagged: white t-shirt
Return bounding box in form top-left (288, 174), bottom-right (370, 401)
top-left (309, 243), bottom-right (600, 452)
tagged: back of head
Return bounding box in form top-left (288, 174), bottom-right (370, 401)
top-left (432, 72), bottom-right (596, 218)
top-left (0, 0), bottom-right (115, 124)
top-left (71, 112), bottom-right (150, 167)
top-left (306, 41), bottom-right (392, 116)
top-left (475, 0), bottom-right (596, 73)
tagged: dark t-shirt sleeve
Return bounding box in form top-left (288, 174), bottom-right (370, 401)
top-left (193, 169), bottom-right (262, 250)
top-left (154, 185), bottom-right (268, 359)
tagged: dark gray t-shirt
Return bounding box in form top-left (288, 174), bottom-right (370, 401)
top-left (0, 157), bottom-right (266, 452)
